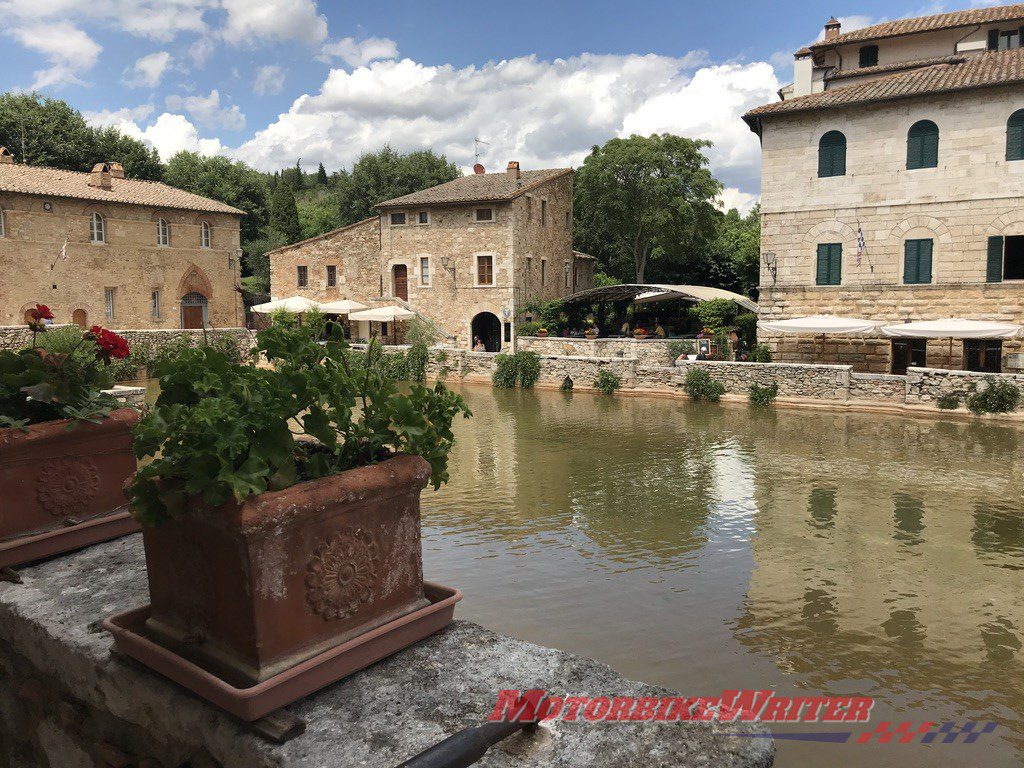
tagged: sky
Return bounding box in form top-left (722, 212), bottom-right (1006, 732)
top-left (0, 0), bottom-right (990, 212)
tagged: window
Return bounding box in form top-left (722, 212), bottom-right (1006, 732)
top-left (297, 265), bottom-right (308, 287)
top-left (818, 131), bottom-right (846, 177)
top-left (564, 262), bottom-right (570, 288)
top-left (200, 221), bottom-right (212, 248)
top-left (326, 265), bottom-right (337, 287)
top-left (815, 243), bottom-right (842, 285)
top-left (1007, 110), bottom-right (1024, 161)
top-left (541, 258), bottom-right (547, 285)
top-left (390, 212), bottom-right (407, 225)
top-left (964, 339), bottom-right (1003, 373)
top-left (381, 322), bottom-right (388, 336)
top-left (565, 211), bottom-right (571, 229)
top-left (420, 256), bottom-right (431, 286)
top-left (90, 212), bottom-right (106, 244)
top-left (891, 338), bottom-right (927, 375)
top-left (474, 208), bottom-right (493, 222)
top-left (476, 254), bottom-right (494, 285)
top-left (157, 218), bottom-right (169, 246)
top-left (988, 235), bottom-right (1024, 282)
top-left (0, 208), bottom-right (5, 238)
top-left (541, 200), bottom-right (547, 227)
top-left (903, 239), bottom-right (933, 284)
top-left (151, 289), bottom-right (161, 319)
top-left (906, 120), bottom-right (939, 169)
top-left (989, 27), bottom-right (1023, 51)
top-left (859, 45), bottom-right (879, 68)
top-left (104, 287), bottom-right (115, 320)
top-left (418, 211), bottom-right (429, 225)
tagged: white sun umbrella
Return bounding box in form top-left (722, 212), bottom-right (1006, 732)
top-left (348, 306), bottom-right (416, 323)
top-left (880, 318), bottom-right (1022, 339)
top-left (757, 315), bottom-right (882, 335)
top-left (318, 299), bottom-right (369, 314)
top-left (250, 296), bottom-right (321, 313)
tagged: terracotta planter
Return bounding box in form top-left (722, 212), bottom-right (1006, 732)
top-left (584, 331), bottom-right (598, 341)
top-left (0, 408), bottom-right (140, 568)
top-left (141, 454), bottom-right (434, 686)
top-left (537, 330), bottom-right (549, 338)
top-left (634, 331), bottom-right (647, 340)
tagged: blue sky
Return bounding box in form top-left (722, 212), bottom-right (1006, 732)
top-left (0, 0), bottom-right (982, 209)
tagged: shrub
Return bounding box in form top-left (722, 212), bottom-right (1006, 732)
top-left (750, 344), bottom-right (772, 363)
top-left (749, 382), bottom-right (779, 407)
top-left (404, 317), bottom-right (440, 347)
top-left (690, 299), bottom-right (737, 332)
top-left (405, 342), bottom-right (430, 383)
top-left (966, 379), bottom-right (1021, 415)
top-left (517, 351), bottom-right (541, 389)
top-left (684, 367), bottom-right (725, 402)
top-left (518, 321), bottom-right (543, 337)
top-left (560, 375), bottom-right (574, 392)
top-left (666, 340), bottom-right (695, 364)
top-left (937, 392), bottom-right (962, 410)
top-left (492, 354), bottom-right (519, 388)
top-left (734, 312), bottom-right (758, 349)
top-left (594, 369), bottom-right (621, 395)
top-left (151, 334), bottom-right (196, 369)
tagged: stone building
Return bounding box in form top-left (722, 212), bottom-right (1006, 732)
top-left (268, 162), bottom-right (595, 350)
top-left (745, 5), bottom-right (1024, 373)
top-left (0, 151), bottom-right (244, 330)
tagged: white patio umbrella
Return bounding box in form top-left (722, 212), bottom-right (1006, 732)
top-left (318, 299), bottom-right (369, 314)
top-left (757, 315), bottom-right (881, 335)
top-left (348, 306), bottom-right (416, 322)
top-left (250, 296), bottom-right (321, 313)
top-left (880, 318), bottom-right (1022, 339)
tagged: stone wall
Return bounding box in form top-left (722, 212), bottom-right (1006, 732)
top-left (0, 324), bottom-right (254, 354)
top-left (517, 336), bottom-right (681, 367)
top-left (0, 191), bottom-right (241, 329)
top-left (675, 360), bottom-right (851, 400)
top-left (849, 373), bottom-right (907, 403)
top-left (905, 366), bottom-right (1024, 405)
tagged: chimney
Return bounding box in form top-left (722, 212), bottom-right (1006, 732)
top-left (88, 162), bottom-right (113, 190)
top-left (506, 161), bottom-right (520, 180)
top-left (824, 16), bottom-right (841, 41)
top-left (108, 161), bottom-right (125, 179)
top-left (0, 147), bottom-right (13, 165)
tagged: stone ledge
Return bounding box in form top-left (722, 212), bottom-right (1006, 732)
top-left (0, 536), bottom-right (773, 768)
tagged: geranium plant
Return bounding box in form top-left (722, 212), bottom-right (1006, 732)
top-left (130, 312), bottom-right (471, 526)
top-left (0, 307), bottom-right (131, 430)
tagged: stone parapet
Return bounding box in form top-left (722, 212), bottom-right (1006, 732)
top-left (905, 366), bottom-right (1024, 404)
top-left (0, 325), bottom-right (255, 355)
top-left (0, 537), bottom-right (773, 768)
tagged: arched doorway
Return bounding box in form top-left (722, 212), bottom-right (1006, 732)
top-left (471, 312), bottom-right (502, 352)
top-left (393, 264), bottom-right (409, 301)
top-left (181, 292), bottom-right (208, 329)
top-left (23, 308), bottom-right (34, 323)
top-left (72, 309), bottom-right (87, 327)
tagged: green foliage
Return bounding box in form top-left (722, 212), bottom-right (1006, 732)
top-left (404, 317), bottom-right (440, 347)
top-left (317, 162), bottom-right (329, 185)
top-left (692, 299), bottom-right (737, 332)
top-left (684, 367), bottom-right (725, 402)
top-left (164, 152), bottom-right (270, 242)
top-left (592, 271), bottom-right (621, 287)
top-left (269, 182), bottom-right (302, 243)
top-left (715, 204), bottom-right (761, 296)
top-left (339, 146), bottom-right (461, 225)
top-left (666, 340), bottom-right (695, 364)
top-left (573, 133), bottom-right (722, 283)
top-left (241, 231), bottom-right (288, 294)
top-left (734, 312), bottom-right (758, 349)
top-left (0, 92), bottom-right (162, 180)
top-left (594, 369), bottom-right (621, 395)
top-left (518, 321), bottom-right (543, 337)
top-left (130, 322), bottom-right (471, 526)
top-left (523, 299), bottom-right (567, 334)
top-left (750, 344), bottom-right (773, 363)
top-left (560, 376), bottom-right (574, 392)
top-left (405, 342), bottom-right (430, 383)
top-left (516, 351), bottom-right (541, 389)
top-left (966, 379), bottom-right (1021, 415)
top-left (296, 186), bottom-right (342, 240)
top-left (492, 354), bottom-right (519, 388)
top-left (937, 392), bottom-right (962, 410)
top-left (748, 382), bottom-right (778, 407)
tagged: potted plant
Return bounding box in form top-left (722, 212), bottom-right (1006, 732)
top-left (633, 328), bottom-right (647, 340)
top-left (0, 307), bottom-right (138, 568)
top-left (537, 328), bottom-right (549, 338)
top-left (119, 315), bottom-right (471, 710)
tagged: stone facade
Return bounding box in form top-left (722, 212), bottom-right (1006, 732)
top-left (0, 324), bottom-right (252, 354)
top-left (0, 186), bottom-right (242, 330)
top-left (269, 167), bottom-right (594, 351)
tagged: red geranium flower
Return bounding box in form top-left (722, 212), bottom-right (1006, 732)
top-left (88, 326), bottom-right (131, 361)
top-left (31, 304), bottom-right (53, 321)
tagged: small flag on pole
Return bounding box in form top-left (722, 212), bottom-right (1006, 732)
top-left (60, 236), bottom-right (68, 260)
top-left (856, 223), bottom-right (865, 266)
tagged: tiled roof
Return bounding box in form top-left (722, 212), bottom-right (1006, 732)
top-left (573, 250), bottom-right (597, 260)
top-left (827, 55), bottom-right (965, 81)
top-left (377, 168), bottom-right (572, 208)
top-left (0, 163), bottom-right (245, 215)
top-left (744, 48), bottom-right (1024, 123)
top-left (810, 3), bottom-right (1024, 49)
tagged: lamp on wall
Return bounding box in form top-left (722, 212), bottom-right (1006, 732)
top-left (762, 251), bottom-right (778, 284)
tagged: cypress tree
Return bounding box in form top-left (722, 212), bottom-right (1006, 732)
top-left (270, 183), bottom-right (302, 243)
top-left (316, 162), bottom-right (328, 185)
top-left (292, 159), bottom-right (303, 190)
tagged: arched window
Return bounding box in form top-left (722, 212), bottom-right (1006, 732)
top-left (1007, 109), bottom-right (1024, 161)
top-left (90, 212), bottom-right (106, 243)
top-left (906, 120), bottom-right (939, 169)
top-left (200, 221), bottom-right (211, 248)
top-left (157, 218), bottom-right (170, 246)
top-left (818, 131), bottom-right (846, 178)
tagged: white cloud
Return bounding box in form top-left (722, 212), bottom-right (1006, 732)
top-left (220, 0), bottom-right (327, 45)
top-left (166, 89), bottom-right (245, 131)
top-left (0, 0), bottom-right (209, 42)
top-left (189, 36), bottom-right (216, 67)
top-left (320, 36), bottom-right (398, 67)
top-left (7, 21), bottom-right (101, 89)
top-left (254, 65), bottom-right (285, 96)
top-left (83, 104), bottom-right (156, 127)
top-left (718, 187), bottom-right (759, 216)
top-left (122, 51), bottom-right (172, 88)
top-left (102, 112), bottom-right (223, 160)
top-left (233, 52), bottom-right (775, 201)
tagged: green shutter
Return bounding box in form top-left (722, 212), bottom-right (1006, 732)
top-left (907, 132), bottom-right (923, 169)
top-left (818, 144), bottom-right (830, 177)
top-left (1007, 111), bottom-right (1024, 160)
top-left (816, 244), bottom-right (830, 284)
top-left (907, 121), bottom-right (938, 169)
top-left (989, 29), bottom-right (1000, 50)
top-left (818, 132), bottom-right (846, 178)
top-left (904, 239), bottom-right (933, 284)
top-left (987, 236), bottom-right (1004, 282)
top-left (923, 131), bottom-right (939, 168)
top-left (829, 244), bottom-right (842, 285)
top-left (904, 240), bottom-right (917, 283)
top-left (919, 239), bottom-right (933, 283)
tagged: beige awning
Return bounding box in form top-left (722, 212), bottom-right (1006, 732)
top-left (319, 299), bottom-right (369, 314)
top-left (349, 306), bottom-right (416, 323)
top-left (250, 296), bottom-right (321, 313)
top-left (880, 318), bottom-right (1022, 339)
top-left (758, 315), bottom-right (882, 335)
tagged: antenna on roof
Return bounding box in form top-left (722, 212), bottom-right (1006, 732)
top-left (474, 137), bottom-right (490, 164)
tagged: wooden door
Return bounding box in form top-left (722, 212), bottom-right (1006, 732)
top-left (393, 265), bottom-right (408, 301)
top-left (182, 305), bottom-right (204, 329)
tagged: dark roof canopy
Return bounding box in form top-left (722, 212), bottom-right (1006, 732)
top-left (561, 284), bottom-right (758, 312)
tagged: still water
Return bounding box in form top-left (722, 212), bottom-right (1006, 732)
top-left (417, 383), bottom-right (1024, 768)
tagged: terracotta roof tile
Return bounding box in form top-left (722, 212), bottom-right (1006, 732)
top-left (377, 168), bottom-right (572, 208)
top-left (0, 163), bottom-right (245, 215)
top-left (744, 48), bottom-right (1024, 123)
top-left (810, 3), bottom-right (1024, 49)
top-left (826, 54), bottom-right (965, 81)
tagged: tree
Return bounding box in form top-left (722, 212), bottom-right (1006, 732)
top-left (316, 162), bottom-right (329, 185)
top-left (292, 159), bottom-right (303, 190)
top-left (93, 126), bottom-right (163, 181)
top-left (242, 231), bottom-right (288, 294)
top-left (164, 151), bottom-right (270, 242)
top-left (269, 182), bottom-right (302, 243)
top-left (573, 134), bottom-right (722, 283)
top-left (339, 146), bottom-right (460, 225)
top-left (715, 204), bottom-right (761, 297)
